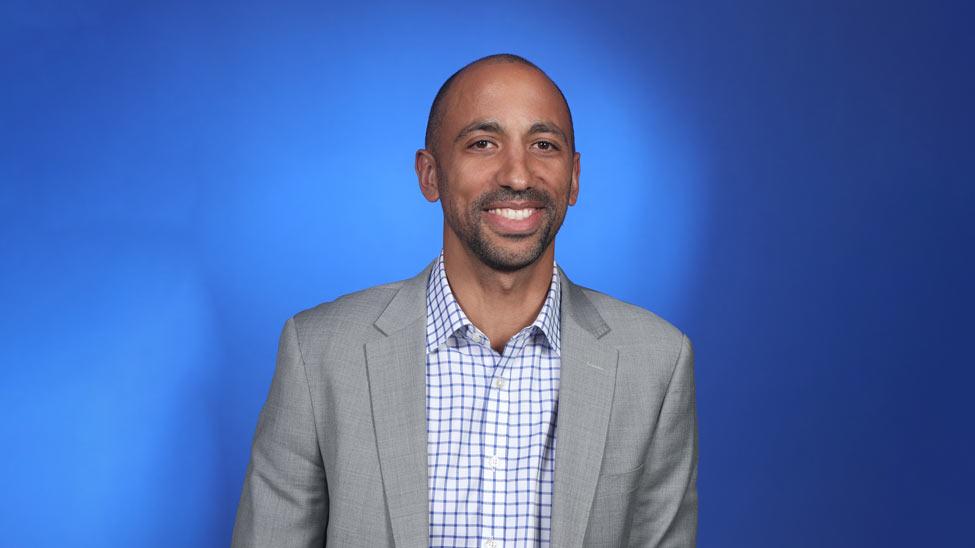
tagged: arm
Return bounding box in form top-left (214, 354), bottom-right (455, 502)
top-left (232, 317), bottom-right (328, 547)
top-left (631, 333), bottom-right (698, 547)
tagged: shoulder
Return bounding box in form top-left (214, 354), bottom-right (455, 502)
top-left (574, 283), bottom-right (689, 363)
top-left (288, 279), bottom-right (405, 350)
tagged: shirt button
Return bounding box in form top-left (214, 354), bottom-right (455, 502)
top-left (483, 540), bottom-right (500, 548)
top-left (486, 455), bottom-right (500, 470)
top-left (493, 377), bottom-right (506, 389)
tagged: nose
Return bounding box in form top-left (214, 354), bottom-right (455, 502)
top-left (497, 146), bottom-right (531, 191)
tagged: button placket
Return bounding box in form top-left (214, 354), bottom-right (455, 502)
top-left (483, 348), bottom-right (509, 544)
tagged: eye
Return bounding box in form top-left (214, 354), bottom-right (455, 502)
top-left (534, 140), bottom-right (559, 152)
top-left (469, 139), bottom-right (494, 150)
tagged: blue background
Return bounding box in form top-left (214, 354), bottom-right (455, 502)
top-left (2, 1), bottom-right (972, 546)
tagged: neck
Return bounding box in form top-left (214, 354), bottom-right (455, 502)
top-left (442, 236), bottom-right (555, 353)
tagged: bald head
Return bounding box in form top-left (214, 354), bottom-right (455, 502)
top-left (424, 54), bottom-right (574, 155)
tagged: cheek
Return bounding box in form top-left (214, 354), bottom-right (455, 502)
top-left (445, 166), bottom-right (493, 198)
top-left (457, 167), bottom-right (496, 192)
top-left (535, 158), bottom-right (573, 182)
top-left (440, 186), bottom-right (477, 222)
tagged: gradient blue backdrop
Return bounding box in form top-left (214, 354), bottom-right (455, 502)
top-left (2, 1), bottom-right (972, 546)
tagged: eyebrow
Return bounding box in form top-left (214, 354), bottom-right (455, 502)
top-left (454, 120), bottom-right (503, 143)
top-left (528, 121), bottom-right (568, 144)
top-left (453, 119), bottom-right (569, 145)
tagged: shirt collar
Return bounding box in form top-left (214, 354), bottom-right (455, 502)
top-left (425, 252), bottom-right (562, 355)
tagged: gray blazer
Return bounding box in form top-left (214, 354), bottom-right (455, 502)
top-left (232, 262), bottom-right (697, 547)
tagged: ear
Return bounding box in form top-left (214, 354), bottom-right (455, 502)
top-left (415, 149), bottom-right (440, 202)
top-left (568, 151), bottom-right (581, 206)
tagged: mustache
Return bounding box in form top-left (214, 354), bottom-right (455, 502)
top-left (472, 188), bottom-right (554, 210)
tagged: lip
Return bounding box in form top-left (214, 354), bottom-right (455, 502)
top-left (481, 205), bottom-right (546, 235)
top-left (481, 200), bottom-right (546, 210)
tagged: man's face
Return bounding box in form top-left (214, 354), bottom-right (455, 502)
top-left (422, 62), bottom-right (580, 272)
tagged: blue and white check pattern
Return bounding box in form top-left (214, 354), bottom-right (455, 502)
top-left (425, 253), bottom-right (562, 548)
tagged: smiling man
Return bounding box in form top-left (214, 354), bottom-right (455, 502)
top-left (232, 54), bottom-right (698, 547)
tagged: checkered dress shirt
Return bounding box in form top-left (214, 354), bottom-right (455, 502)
top-left (425, 254), bottom-right (562, 548)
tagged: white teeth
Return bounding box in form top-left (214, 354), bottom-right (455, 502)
top-left (489, 208), bottom-right (534, 220)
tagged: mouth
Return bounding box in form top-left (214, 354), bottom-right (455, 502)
top-left (486, 207), bottom-right (540, 220)
top-left (481, 202), bottom-right (546, 235)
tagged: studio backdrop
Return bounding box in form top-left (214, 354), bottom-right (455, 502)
top-left (1, 1), bottom-right (972, 546)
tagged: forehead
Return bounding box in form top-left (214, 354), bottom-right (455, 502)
top-left (441, 63), bottom-right (570, 133)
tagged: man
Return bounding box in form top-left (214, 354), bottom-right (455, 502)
top-left (232, 54), bottom-right (697, 547)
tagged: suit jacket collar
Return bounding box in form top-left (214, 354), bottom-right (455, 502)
top-left (366, 259), bottom-right (619, 546)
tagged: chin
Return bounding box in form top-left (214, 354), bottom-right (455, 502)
top-left (475, 237), bottom-right (550, 272)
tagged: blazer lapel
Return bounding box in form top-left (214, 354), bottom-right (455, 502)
top-left (551, 270), bottom-right (620, 547)
top-left (365, 263), bottom-right (433, 547)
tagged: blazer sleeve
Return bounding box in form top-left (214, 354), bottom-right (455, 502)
top-left (232, 317), bottom-right (329, 547)
top-left (630, 333), bottom-right (698, 547)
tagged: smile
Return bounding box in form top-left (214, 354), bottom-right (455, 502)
top-left (487, 207), bottom-right (538, 220)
